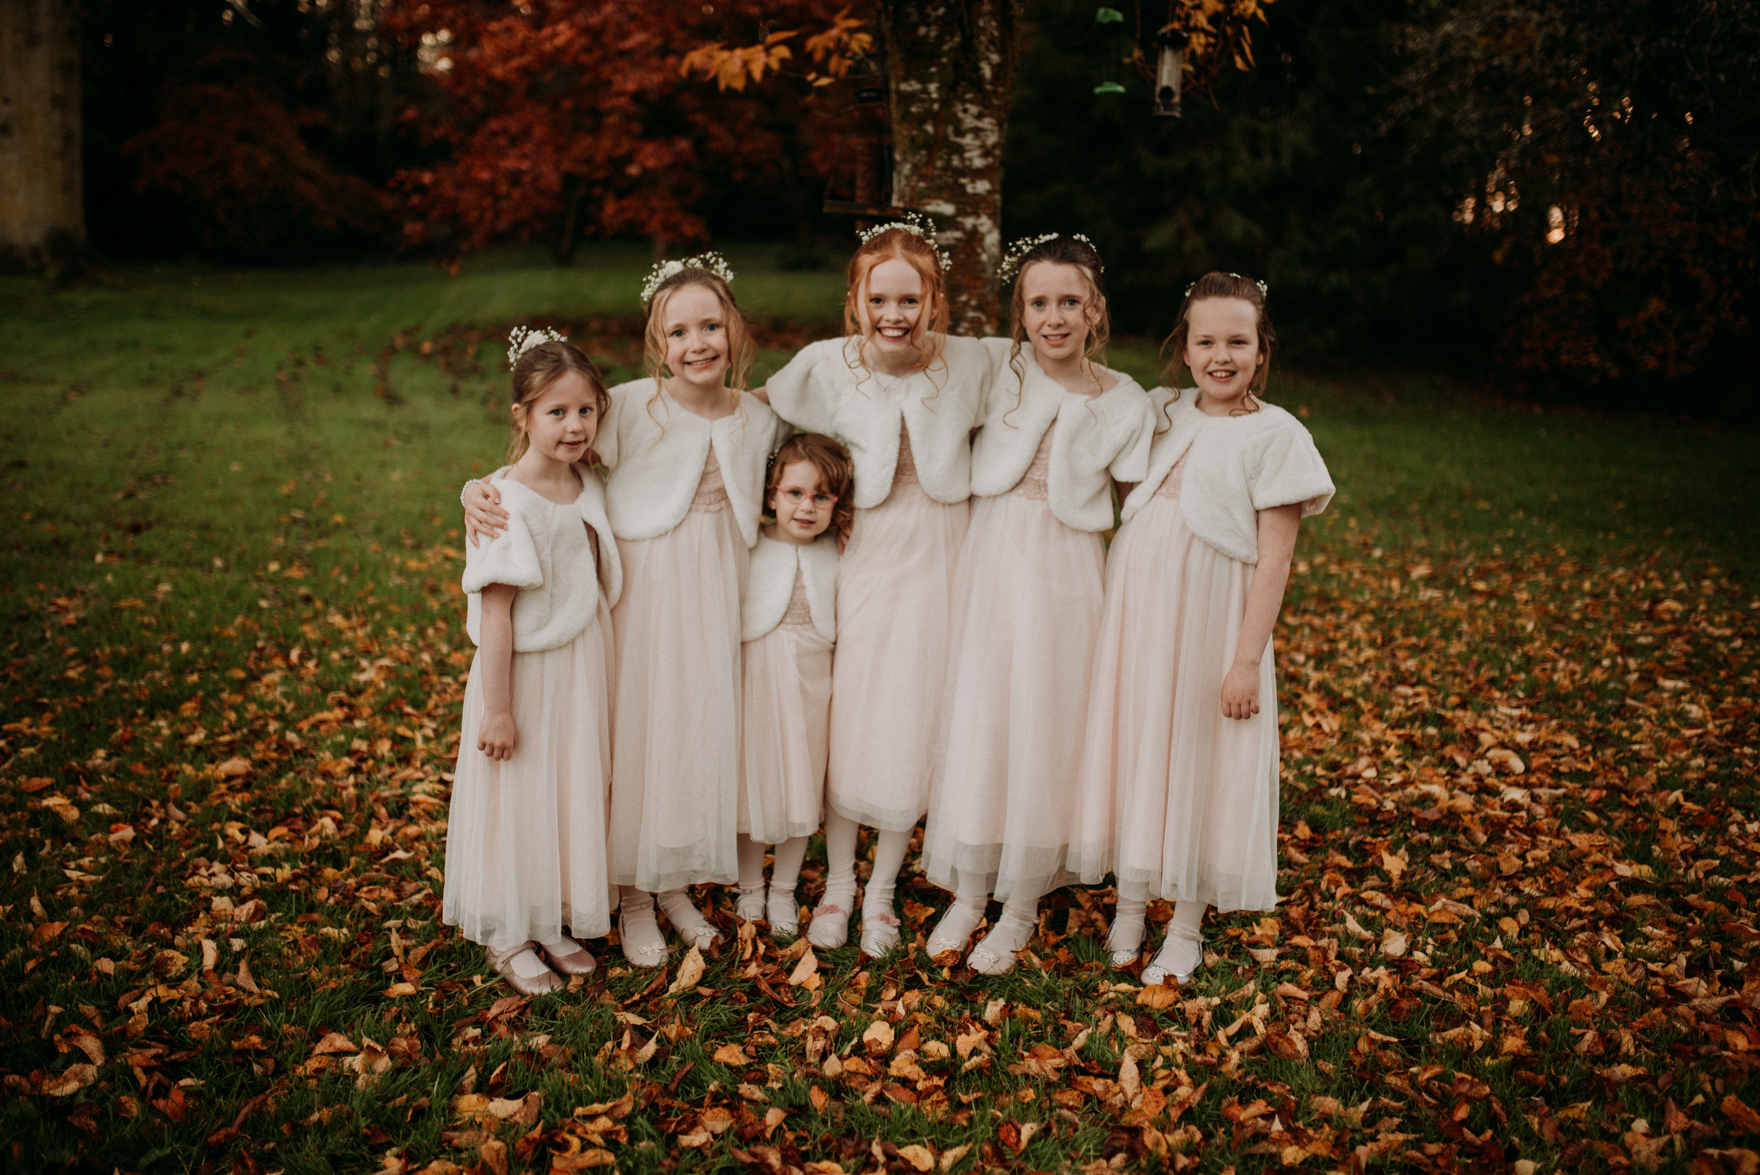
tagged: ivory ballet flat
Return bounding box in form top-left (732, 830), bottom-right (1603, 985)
top-left (485, 941), bottom-right (563, 996)
top-left (538, 939), bottom-right (596, 976)
top-left (806, 901), bottom-right (850, 949)
top-left (858, 909), bottom-right (901, 956)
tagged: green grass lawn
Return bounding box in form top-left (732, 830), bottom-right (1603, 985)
top-left (2, 253), bottom-right (1759, 1174)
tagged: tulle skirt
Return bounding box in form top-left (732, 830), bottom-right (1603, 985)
top-left (1070, 489), bottom-right (1281, 912)
top-left (607, 508), bottom-right (747, 891)
top-left (826, 479), bottom-right (969, 831)
top-left (444, 614), bottom-right (615, 949)
top-left (921, 492), bottom-right (1105, 901)
top-left (739, 623), bottom-right (833, 844)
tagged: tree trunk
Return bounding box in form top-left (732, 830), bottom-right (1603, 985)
top-left (882, 0), bottom-right (1021, 337)
top-left (554, 175), bottom-right (584, 265)
top-left (0, 0), bottom-right (83, 272)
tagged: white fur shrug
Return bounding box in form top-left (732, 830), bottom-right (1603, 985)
top-left (741, 535), bottom-right (838, 643)
top-left (764, 335), bottom-right (993, 508)
top-left (462, 472), bottom-right (621, 651)
top-left (1120, 389), bottom-right (1335, 563)
top-left (970, 339), bottom-right (1155, 531)
top-left (596, 380), bottom-right (785, 548)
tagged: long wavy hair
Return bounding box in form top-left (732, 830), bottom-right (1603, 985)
top-left (1158, 271), bottom-right (1276, 428)
top-left (1005, 236), bottom-right (1112, 420)
top-left (841, 226), bottom-right (950, 399)
top-left (507, 341), bottom-right (610, 466)
top-left (641, 269), bottom-right (756, 420)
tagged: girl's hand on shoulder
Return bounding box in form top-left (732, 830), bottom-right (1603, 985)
top-left (1220, 661), bottom-right (1261, 720)
top-left (464, 480), bottom-right (509, 547)
top-left (750, 386), bottom-right (771, 406)
top-left (478, 710), bottom-right (517, 760)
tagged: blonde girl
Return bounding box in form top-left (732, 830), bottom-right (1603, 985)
top-left (466, 257), bottom-right (785, 966)
top-left (762, 219), bottom-right (995, 954)
top-left (735, 434), bottom-right (854, 937)
top-left (446, 331), bottom-right (620, 995)
top-left (1072, 272), bottom-right (1334, 985)
top-left (920, 235), bottom-right (1154, 974)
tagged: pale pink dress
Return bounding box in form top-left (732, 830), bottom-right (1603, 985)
top-left (827, 422), bottom-right (970, 832)
top-left (921, 424), bottom-right (1106, 900)
top-left (607, 450), bottom-right (747, 891)
top-left (1071, 455), bottom-right (1281, 912)
top-left (445, 505), bottom-right (614, 950)
top-left (739, 569), bottom-right (833, 843)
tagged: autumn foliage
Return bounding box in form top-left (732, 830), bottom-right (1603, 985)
top-left (383, 0), bottom-right (857, 259)
top-left (1393, 0), bottom-right (1760, 394)
top-left (125, 79), bottom-right (389, 260)
top-left (6, 301), bottom-right (1760, 1169)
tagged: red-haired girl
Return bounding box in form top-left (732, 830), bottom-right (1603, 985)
top-left (762, 218), bottom-right (996, 955)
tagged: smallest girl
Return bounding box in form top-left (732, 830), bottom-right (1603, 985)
top-left (734, 434), bottom-right (853, 936)
top-left (445, 328), bottom-right (622, 995)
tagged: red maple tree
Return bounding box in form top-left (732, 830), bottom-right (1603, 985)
top-left (383, 0), bottom-right (855, 262)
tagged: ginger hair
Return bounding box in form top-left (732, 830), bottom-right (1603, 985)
top-left (841, 226), bottom-right (950, 383)
top-left (765, 432), bottom-right (855, 538)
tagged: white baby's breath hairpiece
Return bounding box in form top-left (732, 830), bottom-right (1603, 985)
top-left (506, 325), bottom-right (567, 368)
top-left (640, 252), bottom-right (737, 307)
top-left (856, 212), bottom-right (952, 272)
top-left (1184, 273), bottom-right (1270, 299)
top-left (997, 232), bottom-right (1104, 285)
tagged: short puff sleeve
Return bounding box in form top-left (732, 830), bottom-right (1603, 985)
top-left (763, 340), bottom-right (839, 435)
top-left (461, 506), bottom-right (544, 595)
top-left (1249, 422), bottom-right (1335, 517)
top-left (1108, 395), bottom-right (1158, 484)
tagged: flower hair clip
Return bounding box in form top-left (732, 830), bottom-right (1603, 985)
top-left (856, 212), bottom-right (952, 272)
top-left (506, 325), bottom-right (568, 368)
top-left (1182, 273), bottom-right (1270, 298)
top-left (998, 232), bottom-right (1103, 285)
top-left (640, 252), bottom-right (737, 307)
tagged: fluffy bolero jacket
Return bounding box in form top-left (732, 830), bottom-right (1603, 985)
top-left (764, 335), bottom-right (994, 509)
top-left (462, 471), bottom-right (622, 652)
top-left (970, 339), bottom-right (1155, 531)
top-left (740, 535), bottom-right (838, 643)
top-left (1120, 389), bottom-right (1335, 563)
top-left (596, 379), bottom-right (785, 548)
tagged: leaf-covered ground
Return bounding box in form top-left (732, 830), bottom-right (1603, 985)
top-left (2, 256), bottom-right (1759, 1174)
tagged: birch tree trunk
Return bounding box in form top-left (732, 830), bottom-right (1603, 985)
top-left (882, 0), bottom-right (1021, 337)
top-left (0, 0), bottom-right (84, 271)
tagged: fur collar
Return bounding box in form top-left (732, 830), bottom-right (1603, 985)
top-left (1120, 390), bottom-right (1335, 563)
top-left (596, 380), bottom-right (784, 547)
top-left (741, 534), bottom-right (838, 642)
top-left (764, 335), bottom-right (994, 509)
top-left (969, 341), bottom-right (1155, 531)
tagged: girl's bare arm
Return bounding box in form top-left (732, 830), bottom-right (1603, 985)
top-left (475, 584), bottom-right (518, 759)
top-left (1219, 503), bottom-right (1302, 720)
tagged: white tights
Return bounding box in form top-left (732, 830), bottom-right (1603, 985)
top-left (736, 833), bottom-right (810, 925)
top-left (821, 809), bottom-right (911, 919)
